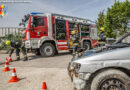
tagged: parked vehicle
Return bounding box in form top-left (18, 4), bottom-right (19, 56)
top-left (22, 13), bottom-right (98, 57)
top-left (68, 32), bottom-right (130, 86)
top-left (69, 47), bottom-right (130, 90)
top-left (75, 32), bottom-right (130, 58)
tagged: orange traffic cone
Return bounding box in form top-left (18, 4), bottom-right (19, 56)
top-left (3, 62), bottom-right (10, 72)
top-left (8, 68), bottom-right (19, 83)
top-left (8, 56), bottom-right (12, 62)
top-left (42, 82), bottom-right (47, 90)
top-left (5, 58), bottom-right (10, 65)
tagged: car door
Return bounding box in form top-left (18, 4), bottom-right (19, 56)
top-left (31, 16), bottom-right (48, 38)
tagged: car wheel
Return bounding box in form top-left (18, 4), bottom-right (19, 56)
top-left (91, 69), bottom-right (130, 90)
top-left (40, 43), bottom-right (56, 57)
top-left (83, 41), bottom-right (90, 50)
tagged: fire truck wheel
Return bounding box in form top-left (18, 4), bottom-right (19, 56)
top-left (40, 43), bottom-right (55, 57)
top-left (83, 41), bottom-right (90, 50)
top-left (69, 50), bottom-right (73, 53)
top-left (35, 49), bottom-right (41, 55)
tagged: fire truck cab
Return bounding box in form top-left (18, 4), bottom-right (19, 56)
top-left (23, 13), bottom-right (98, 57)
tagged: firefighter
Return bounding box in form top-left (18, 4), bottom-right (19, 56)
top-left (98, 27), bottom-right (106, 46)
top-left (6, 40), bottom-right (28, 61)
top-left (71, 24), bottom-right (80, 56)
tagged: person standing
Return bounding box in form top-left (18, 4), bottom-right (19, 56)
top-left (98, 27), bottom-right (106, 46)
top-left (71, 24), bottom-right (80, 56)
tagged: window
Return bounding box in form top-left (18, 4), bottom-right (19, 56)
top-left (55, 19), bottom-right (66, 40)
top-left (33, 16), bottom-right (44, 27)
top-left (69, 22), bottom-right (75, 31)
top-left (81, 25), bottom-right (90, 32)
top-left (68, 22), bottom-right (79, 31)
top-left (81, 24), bottom-right (90, 37)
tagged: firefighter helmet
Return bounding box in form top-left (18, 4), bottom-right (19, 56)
top-left (100, 27), bottom-right (104, 31)
top-left (71, 30), bottom-right (76, 35)
top-left (6, 40), bottom-right (11, 46)
top-left (71, 29), bottom-right (78, 35)
top-left (1, 5), bottom-right (4, 9)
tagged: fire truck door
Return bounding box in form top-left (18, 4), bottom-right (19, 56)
top-left (55, 19), bottom-right (68, 50)
top-left (31, 16), bottom-right (48, 38)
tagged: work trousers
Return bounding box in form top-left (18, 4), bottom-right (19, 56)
top-left (73, 45), bottom-right (78, 55)
top-left (9, 44), bottom-right (27, 59)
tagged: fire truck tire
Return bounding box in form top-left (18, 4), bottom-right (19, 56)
top-left (83, 41), bottom-right (91, 50)
top-left (69, 50), bottom-right (73, 53)
top-left (40, 43), bottom-right (56, 57)
top-left (35, 49), bottom-right (41, 55)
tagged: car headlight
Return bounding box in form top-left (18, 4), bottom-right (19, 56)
top-left (72, 62), bottom-right (81, 72)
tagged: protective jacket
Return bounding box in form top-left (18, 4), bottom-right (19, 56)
top-left (9, 41), bottom-right (27, 61)
top-left (99, 31), bottom-right (106, 42)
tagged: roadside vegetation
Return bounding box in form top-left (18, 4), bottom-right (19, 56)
top-left (97, 0), bottom-right (130, 38)
top-left (0, 33), bottom-right (22, 50)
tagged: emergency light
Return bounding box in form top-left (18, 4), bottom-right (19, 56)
top-left (31, 12), bottom-right (44, 15)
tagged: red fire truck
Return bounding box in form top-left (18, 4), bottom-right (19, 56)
top-left (22, 13), bottom-right (98, 57)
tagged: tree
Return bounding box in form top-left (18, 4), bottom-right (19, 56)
top-left (96, 11), bottom-right (105, 35)
top-left (104, 0), bottom-right (130, 38)
top-left (19, 14), bottom-right (30, 28)
top-left (104, 8), bottom-right (116, 38)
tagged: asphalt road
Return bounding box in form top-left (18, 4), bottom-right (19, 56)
top-left (0, 50), bottom-right (74, 90)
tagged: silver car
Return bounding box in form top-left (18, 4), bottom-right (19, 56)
top-left (71, 47), bottom-right (130, 90)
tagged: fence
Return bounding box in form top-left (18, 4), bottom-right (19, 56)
top-left (0, 27), bottom-right (24, 37)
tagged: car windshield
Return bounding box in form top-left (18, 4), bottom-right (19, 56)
top-left (82, 47), bottom-right (107, 57)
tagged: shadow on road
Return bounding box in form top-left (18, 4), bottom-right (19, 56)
top-left (0, 58), bottom-right (28, 66)
top-left (0, 51), bottom-right (72, 63)
top-left (28, 51), bottom-right (71, 61)
top-left (19, 77), bottom-right (26, 81)
top-left (56, 52), bottom-right (71, 56)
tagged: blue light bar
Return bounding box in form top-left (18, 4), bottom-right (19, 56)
top-left (31, 12), bottom-right (44, 15)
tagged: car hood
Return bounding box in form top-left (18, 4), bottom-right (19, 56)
top-left (74, 47), bottom-right (130, 64)
top-left (82, 48), bottom-right (98, 57)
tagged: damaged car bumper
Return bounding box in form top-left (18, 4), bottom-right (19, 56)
top-left (72, 73), bottom-right (91, 90)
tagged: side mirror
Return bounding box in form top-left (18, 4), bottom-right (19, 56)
top-left (29, 28), bottom-right (33, 31)
top-left (31, 22), bottom-right (36, 28)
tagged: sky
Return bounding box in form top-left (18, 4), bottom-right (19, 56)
top-left (0, 0), bottom-right (126, 27)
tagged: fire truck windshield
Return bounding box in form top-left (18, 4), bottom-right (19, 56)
top-left (31, 16), bottom-right (44, 28)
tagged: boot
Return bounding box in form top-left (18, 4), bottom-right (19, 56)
top-left (23, 57), bottom-right (28, 61)
top-left (15, 57), bottom-right (20, 61)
